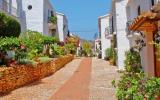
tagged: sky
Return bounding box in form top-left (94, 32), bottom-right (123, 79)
top-left (50, 0), bottom-right (111, 40)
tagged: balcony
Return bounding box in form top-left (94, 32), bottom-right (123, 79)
top-left (0, 0), bottom-right (18, 17)
top-left (104, 26), bottom-right (114, 39)
top-left (48, 23), bottom-right (57, 30)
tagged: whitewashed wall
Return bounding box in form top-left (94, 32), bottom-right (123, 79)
top-left (21, 0), bottom-right (55, 36)
top-left (22, 0), bottom-right (44, 34)
top-left (126, 0), bottom-right (159, 75)
top-left (99, 15), bottom-right (111, 59)
top-left (115, 0), bottom-right (130, 70)
top-left (56, 13), bottom-right (68, 42)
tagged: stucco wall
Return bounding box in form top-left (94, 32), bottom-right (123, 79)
top-left (57, 14), bottom-right (65, 41)
top-left (56, 13), bottom-right (68, 42)
top-left (126, 0), bottom-right (158, 75)
top-left (22, 0), bottom-right (44, 33)
top-left (99, 15), bottom-right (111, 59)
top-left (115, 0), bottom-right (130, 70)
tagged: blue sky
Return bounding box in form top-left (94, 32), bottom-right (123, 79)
top-left (50, 0), bottom-right (111, 40)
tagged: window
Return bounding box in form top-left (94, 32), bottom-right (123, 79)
top-left (151, 0), bottom-right (155, 6)
top-left (28, 5), bottom-right (32, 10)
top-left (138, 6), bottom-right (141, 15)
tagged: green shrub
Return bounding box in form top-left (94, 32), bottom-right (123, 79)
top-left (105, 47), bottom-right (117, 64)
top-left (115, 72), bottom-right (160, 100)
top-left (38, 57), bottom-right (53, 63)
top-left (19, 30), bottom-right (59, 59)
top-left (112, 48), bottom-right (160, 99)
top-left (17, 59), bottom-right (37, 66)
top-left (49, 16), bottom-right (57, 24)
top-left (51, 44), bottom-right (65, 57)
top-left (124, 49), bottom-right (142, 73)
top-left (105, 48), bottom-right (112, 60)
top-left (41, 36), bottom-right (59, 45)
top-left (0, 12), bottom-right (21, 37)
top-left (0, 37), bottom-right (20, 51)
top-left (65, 43), bottom-right (76, 54)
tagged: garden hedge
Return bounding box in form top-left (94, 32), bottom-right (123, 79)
top-left (0, 12), bottom-right (21, 37)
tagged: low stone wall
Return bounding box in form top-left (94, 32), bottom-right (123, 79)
top-left (0, 55), bottom-right (74, 93)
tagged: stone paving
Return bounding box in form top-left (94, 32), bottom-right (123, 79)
top-left (0, 57), bottom-right (119, 100)
top-left (89, 58), bottom-right (119, 100)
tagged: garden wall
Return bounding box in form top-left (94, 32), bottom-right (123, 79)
top-left (0, 55), bottom-right (74, 93)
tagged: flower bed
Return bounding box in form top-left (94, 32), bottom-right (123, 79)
top-left (0, 54), bottom-right (74, 93)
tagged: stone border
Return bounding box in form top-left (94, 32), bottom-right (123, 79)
top-left (0, 55), bottom-right (74, 93)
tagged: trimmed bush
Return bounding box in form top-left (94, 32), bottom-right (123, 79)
top-left (0, 12), bottom-right (21, 37)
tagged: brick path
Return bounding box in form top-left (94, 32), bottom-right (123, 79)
top-left (50, 58), bottom-right (92, 100)
top-left (0, 57), bottom-right (119, 100)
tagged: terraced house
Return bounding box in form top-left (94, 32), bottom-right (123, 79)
top-left (127, 0), bottom-right (160, 76)
top-left (107, 0), bottom-right (160, 76)
top-left (0, 0), bottom-right (58, 37)
top-left (56, 12), bottom-right (69, 42)
top-left (21, 0), bottom-right (57, 36)
top-left (98, 14), bottom-right (112, 59)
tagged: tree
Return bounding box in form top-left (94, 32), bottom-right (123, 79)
top-left (0, 12), bottom-right (21, 37)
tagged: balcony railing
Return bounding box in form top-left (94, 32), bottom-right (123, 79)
top-left (0, 0), bottom-right (18, 17)
top-left (104, 26), bottom-right (114, 39)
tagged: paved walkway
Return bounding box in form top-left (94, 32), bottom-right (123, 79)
top-left (0, 58), bottom-right (119, 100)
top-left (89, 58), bottom-right (119, 100)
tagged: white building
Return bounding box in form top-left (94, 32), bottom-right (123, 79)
top-left (126, 0), bottom-right (160, 76)
top-left (94, 37), bottom-right (101, 57)
top-left (98, 14), bottom-right (112, 59)
top-left (0, 0), bottom-right (57, 36)
top-left (110, 0), bottom-right (130, 70)
top-left (21, 0), bottom-right (57, 36)
top-left (56, 12), bottom-right (68, 42)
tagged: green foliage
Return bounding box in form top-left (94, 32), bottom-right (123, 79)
top-left (38, 57), bottom-right (53, 63)
top-left (113, 48), bottom-right (160, 100)
top-left (153, 42), bottom-right (160, 60)
top-left (0, 12), bottom-right (21, 37)
top-left (0, 37), bottom-right (20, 51)
top-left (41, 36), bottom-right (59, 45)
top-left (0, 30), bottom-right (63, 66)
top-left (19, 30), bottom-right (59, 59)
top-left (116, 72), bottom-right (160, 100)
top-left (65, 43), bottom-right (76, 54)
top-left (17, 59), bottom-right (37, 66)
top-left (124, 49), bottom-right (141, 73)
top-left (82, 41), bottom-right (92, 56)
top-left (49, 16), bottom-right (57, 24)
top-left (51, 44), bottom-right (65, 56)
top-left (105, 47), bottom-right (117, 64)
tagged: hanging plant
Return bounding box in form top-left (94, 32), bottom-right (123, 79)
top-left (49, 16), bottom-right (57, 24)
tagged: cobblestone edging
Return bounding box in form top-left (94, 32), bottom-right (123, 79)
top-left (0, 55), bottom-right (74, 94)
